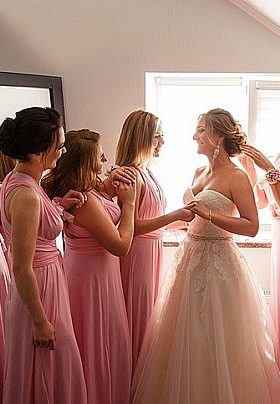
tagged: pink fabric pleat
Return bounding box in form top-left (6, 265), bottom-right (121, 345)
top-left (120, 168), bottom-right (167, 372)
top-left (0, 172), bottom-right (87, 404)
top-left (0, 237), bottom-right (7, 399)
top-left (64, 190), bottom-right (132, 404)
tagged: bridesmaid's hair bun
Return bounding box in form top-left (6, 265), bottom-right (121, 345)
top-left (0, 118), bottom-right (18, 158)
top-left (0, 107), bottom-right (62, 161)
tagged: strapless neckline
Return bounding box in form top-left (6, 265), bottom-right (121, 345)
top-left (196, 189), bottom-right (233, 205)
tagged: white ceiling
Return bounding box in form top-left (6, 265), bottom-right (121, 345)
top-left (229, 0), bottom-right (280, 36)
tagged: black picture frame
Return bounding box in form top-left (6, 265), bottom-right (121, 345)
top-left (0, 71), bottom-right (65, 127)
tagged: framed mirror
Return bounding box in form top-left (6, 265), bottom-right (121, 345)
top-left (0, 71), bottom-right (65, 126)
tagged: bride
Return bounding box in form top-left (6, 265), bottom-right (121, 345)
top-left (131, 108), bottom-right (280, 404)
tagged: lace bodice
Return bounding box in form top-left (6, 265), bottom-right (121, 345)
top-left (187, 189), bottom-right (237, 239)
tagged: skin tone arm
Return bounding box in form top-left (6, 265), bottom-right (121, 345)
top-left (237, 154), bottom-right (268, 209)
top-left (7, 187), bottom-right (55, 349)
top-left (240, 144), bottom-right (280, 208)
top-left (187, 169), bottom-right (259, 237)
top-left (69, 182), bottom-right (136, 256)
top-left (133, 173), bottom-right (195, 237)
top-left (102, 166), bottom-right (136, 198)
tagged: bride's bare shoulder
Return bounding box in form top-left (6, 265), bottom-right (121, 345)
top-left (230, 165), bottom-right (249, 179)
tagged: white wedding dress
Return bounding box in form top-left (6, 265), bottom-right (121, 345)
top-left (132, 189), bottom-right (280, 404)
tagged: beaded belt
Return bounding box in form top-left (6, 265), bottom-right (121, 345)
top-left (187, 232), bottom-right (232, 241)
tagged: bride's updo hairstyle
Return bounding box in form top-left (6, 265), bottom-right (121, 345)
top-left (202, 108), bottom-right (247, 156)
top-left (0, 107), bottom-right (62, 162)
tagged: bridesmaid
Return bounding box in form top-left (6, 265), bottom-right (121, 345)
top-left (115, 110), bottom-right (194, 371)
top-left (0, 152), bottom-right (14, 399)
top-left (0, 153), bottom-right (15, 303)
top-left (43, 129), bottom-right (136, 404)
top-left (0, 107), bottom-right (87, 404)
top-left (239, 145), bottom-right (280, 363)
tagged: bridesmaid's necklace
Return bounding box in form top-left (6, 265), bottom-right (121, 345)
top-left (143, 168), bottom-right (160, 195)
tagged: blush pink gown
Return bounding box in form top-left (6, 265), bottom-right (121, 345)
top-left (0, 236), bottom-right (7, 400)
top-left (0, 233), bottom-right (11, 319)
top-left (0, 172), bottom-right (87, 404)
top-left (64, 190), bottom-right (132, 404)
top-left (120, 168), bottom-right (167, 372)
top-left (0, 211), bottom-right (10, 401)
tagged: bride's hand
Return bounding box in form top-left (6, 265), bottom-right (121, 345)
top-left (186, 199), bottom-right (210, 220)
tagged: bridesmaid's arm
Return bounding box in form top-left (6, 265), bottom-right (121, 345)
top-left (72, 182), bottom-right (135, 256)
top-left (134, 175), bottom-right (194, 237)
top-left (102, 166), bottom-right (137, 198)
top-left (9, 187), bottom-right (55, 349)
top-left (240, 144), bottom-right (280, 208)
top-left (237, 153), bottom-right (268, 209)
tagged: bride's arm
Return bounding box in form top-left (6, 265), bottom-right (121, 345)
top-left (187, 170), bottom-right (259, 237)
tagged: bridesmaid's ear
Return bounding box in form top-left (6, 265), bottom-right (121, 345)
top-left (31, 153), bottom-right (43, 163)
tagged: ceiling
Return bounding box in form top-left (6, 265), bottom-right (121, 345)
top-left (229, 0), bottom-right (280, 36)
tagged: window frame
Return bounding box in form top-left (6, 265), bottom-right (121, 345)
top-left (146, 72), bottom-right (280, 238)
top-left (0, 71), bottom-right (65, 127)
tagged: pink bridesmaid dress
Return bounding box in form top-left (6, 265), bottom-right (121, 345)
top-left (64, 190), bottom-right (132, 404)
top-left (269, 201), bottom-right (280, 364)
top-left (0, 196), bottom-right (10, 400)
top-left (120, 168), bottom-right (167, 371)
top-left (0, 233), bottom-right (11, 317)
top-left (0, 238), bottom-right (7, 401)
top-left (0, 172), bottom-right (87, 404)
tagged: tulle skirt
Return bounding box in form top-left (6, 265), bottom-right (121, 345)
top-left (132, 236), bottom-right (280, 404)
top-left (270, 217), bottom-right (280, 365)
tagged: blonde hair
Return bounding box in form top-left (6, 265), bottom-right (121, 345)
top-left (43, 129), bottom-right (101, 199)
top-left (201, 108), bottom-right (247, 157)
top-left (0, 152), bottom-right (15, 182)
top-left (115, 110), bottom-right (159, 166)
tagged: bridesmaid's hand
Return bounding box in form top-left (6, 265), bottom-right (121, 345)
top-left (175, 207), bottom-right (195, 222)
top-left (109, 166), bottom-right (137, 187)
top-left (237, 154), bottom-right (256, 174)
top-left (33, 320), bottom-right (56, 350)
top-left (116, 181), bottom-right (136, 206)
top-left (59, 190), bottom-right (87, 209)
top-left (239, 145), bottom-right (274, 172)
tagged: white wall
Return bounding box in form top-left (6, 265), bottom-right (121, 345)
top-left (1, 0), bottom-right (280, 164)
top-left (1, 0), bottom-right (279, 271)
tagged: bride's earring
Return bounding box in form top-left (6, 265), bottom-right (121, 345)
top-left (212, 144), bottom-right (220, 161)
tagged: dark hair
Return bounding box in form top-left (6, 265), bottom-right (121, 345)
top-left (43, 129), bottom-right (101, 199)
top-left (201, 108), bottom-right (247, 157)
top-left (0, 152), bottom-right (16, 182)
top-left (0, 107), bottom-right (62, 161)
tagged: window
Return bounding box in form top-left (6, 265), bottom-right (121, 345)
top-left (146, 73), bottom-right (280, 237)
top-left (0, 71), bottom-right (65, 126)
